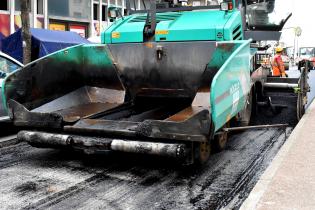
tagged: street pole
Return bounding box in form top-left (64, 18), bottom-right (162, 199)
top-left (21, 0), bottom-right (32, 64)
top-left (293, 34), bottom-right (296, 61)
top-left (282, 26), bottom-right (302, 62)
top-left (294, 26), bottom-right (302, 59)
top-left (296, 36), bottom-right (299, 58)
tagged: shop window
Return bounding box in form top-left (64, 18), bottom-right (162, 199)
top-left (73, 12), bottom-right (82, 18)
top-left (102, 5), bottom-right (107, 21)
top-left (0, 1), bottom-right (8, 11)
top-left (48, 0), bottom-right (91, 20)
top-left (37, 0), bottom-right (43, 14)
top-left (117, 8), bottom-right (122, 16)
top-left (93, 3), bottom-right (99, 20)
top-left (140, 0), bottom-right (146, 9)
top-left (15, 0), bottom-right (31, 12)
top-left (15, 0), bottom-right (21, 11)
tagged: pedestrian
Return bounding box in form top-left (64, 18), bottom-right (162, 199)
top-left (272, 46), bottom-right (287, 77)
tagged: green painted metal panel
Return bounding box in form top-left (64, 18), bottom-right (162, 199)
top-left (209, 40), bottom-right (251, 131)
top-left (102, 16), bottom-right (144, 43)
top-left (223, 11), bottom-right (243, 40)
top-left (102, 18), bottom-right (125, 44)
top-left (155, 10), bottom-right (233, 42)
top-left (110, 22), bottom-right (145, 43)
top-left (1, 79), bottom-right (7, 112)
top-left (36, 44), bottom-right (114, 66)
top-left (102, 9), bottom-right (244, 43)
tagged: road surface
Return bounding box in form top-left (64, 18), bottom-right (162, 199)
top-left (0, 127), bottom-right (289, 210)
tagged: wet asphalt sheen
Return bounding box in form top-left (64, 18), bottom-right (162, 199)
top-left (0, 127), bottom-right (289, 210)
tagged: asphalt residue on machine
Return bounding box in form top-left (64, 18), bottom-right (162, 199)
top-left (0, 127), bottom-right (289, 210)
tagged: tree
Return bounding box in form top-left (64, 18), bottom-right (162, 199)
top-left (21, 0), bottom-right (31, 64)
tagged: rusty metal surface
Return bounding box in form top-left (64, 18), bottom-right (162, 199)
top-left (54, 96), bottom-right (212, 143)
top-left (64, 118), bottom-right (208, 142)
top-left (55, 102), bottom-right (120, 122)
top-left (63, 106), bottom-right (210, 142)
top-left (64, 119), bottom-right (139, 137)
top-left (33, 86), bottom-right (125, 114)
top-left (191, 87), bottom-right (211, 107)
top-left (166, 106), bottom-right (206, 122)
top-left (86, 86), bottom-right (125, 104)
top-left (9, 85), bottom-right (126, 127)
top-left (166, 87), bottom-right (211, 124)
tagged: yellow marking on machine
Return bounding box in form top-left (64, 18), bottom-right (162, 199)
top-left (144, 43), bottom-right (154, 48)
top-left (112, 32), bottom-right (121, 38)
top-left (155, 30), bottom-right (169, 35)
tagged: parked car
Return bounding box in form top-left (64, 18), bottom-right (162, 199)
top-left (0, 52), bottom-right (23, 120)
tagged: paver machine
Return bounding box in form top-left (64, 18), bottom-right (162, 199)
top-left (2, 0), bottom-right (300, 164)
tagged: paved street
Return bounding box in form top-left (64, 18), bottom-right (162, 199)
top-left (0, 128), bottom-right (289, 209)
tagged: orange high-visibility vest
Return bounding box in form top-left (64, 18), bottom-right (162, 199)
top-left (272, 54), bottom-right (285, 76)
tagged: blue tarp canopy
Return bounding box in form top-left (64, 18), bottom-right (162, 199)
top-left (0, 33), bottom-right (5, 50)
top-left (1, 28), bottom-right (90, 63)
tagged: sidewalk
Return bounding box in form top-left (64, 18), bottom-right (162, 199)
top-left (240, 100), bottom-right (315, 210)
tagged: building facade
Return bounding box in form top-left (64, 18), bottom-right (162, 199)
top-left (0, 0), bottom-right (209, 44)
top-left (0, 0), bottom-right (127, 43)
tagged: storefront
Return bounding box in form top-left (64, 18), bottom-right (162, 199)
top-left (0, 0), bottom-right (47, 48)
top-left (0, 0), bottom-right (148, 45)
top-left (49, 20), bottom-right (89, 38)
top-left (47, 0), bottom-right (91, 38)
top-left (0, 0), bottom-right (128, 40)
top-left (91, 0), bottom-right (124, 38)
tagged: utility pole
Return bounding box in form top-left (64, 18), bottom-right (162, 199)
top-left (282, 26), bottom-right (302, 61)
top-left (21, 0), bottom-right (32, 64)
top-left (294, 27), bottom-right (302, 59)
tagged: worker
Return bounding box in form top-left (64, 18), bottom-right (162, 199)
top-left (272, 46), bottom-right (287, 77)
